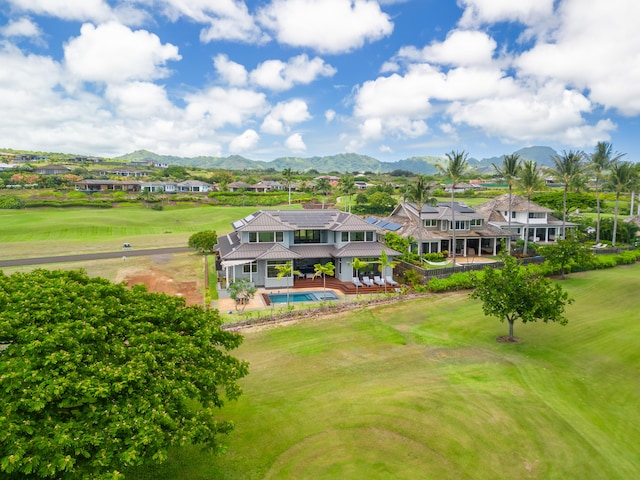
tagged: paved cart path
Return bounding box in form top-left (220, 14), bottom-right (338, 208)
top-left (0, 247), bottom-right (192, 268)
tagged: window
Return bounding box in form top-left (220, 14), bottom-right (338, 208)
top-left (471, 219), bottom-right (483, 227)
top-left (243, 263), bottom-right (257, 273)
top-left (294, 230), bottom-right (321, 244)
top-left (341, 231), bottom-right (349, 242)
top-left (248, 232), bottom-right (257, 242)
top-left (529, 212), bottom-right (545, 219)
top-left (365, 231), bottom-right (374, 241)
top-left (450, 220), bottom-right (468, 230)
top-left (352, 231), bottom-right (365, 241)
top-left (258, 232), bottom-right (274, 242)
top-left (267, 260), bottom-right (287, 278)
top-left (276, 232), bottom-right (284, 242)
top-left (424, 219), bottom-right (438, 227)
top-left (512, 212), bottom-right (516, 219)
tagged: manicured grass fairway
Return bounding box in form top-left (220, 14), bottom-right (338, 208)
top-left (127, 264), bottom-right (640, 480)
top-left (0, 205), bottom-right (290, 258)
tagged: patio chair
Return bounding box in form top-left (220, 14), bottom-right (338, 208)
top-left (374, 275), bottom-right (385, 286)
top-left (362, 276), bottom-right (374, 287)
top-left (352, 277), bottom-right (363, 288)
top-left (385, 276), bottom-right (398, 286)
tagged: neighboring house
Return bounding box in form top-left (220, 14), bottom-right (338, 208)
top-left (176, 180), bottom-right (214, 193)
top-left (227, 181), bottom-right (253, 192)
top-left (475, 194), bottom-right (576, 243)
top-left (96, 168), bottom-right (151, 178)
top-left (216, 210), bottom-right (400, 288)
top-left (0, 163), bottom-right (17, 171)
top-left (140, 181), bottom-right (177, 193)
top-left (440, 182), bottom-right (476, 193)
top-left (379, 202), bottom-right (509, 257)
top-left (34, 164), bottom-right (72, 175)
top-left (256, 180), bottom-right (285, 191)
top-left (74, 179), bottom-right (142, 193)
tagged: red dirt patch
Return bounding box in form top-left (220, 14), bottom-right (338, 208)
top-left (123, 268), bottom-right (202, 306)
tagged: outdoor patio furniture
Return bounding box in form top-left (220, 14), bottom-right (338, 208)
top-left (385, 276), bottom-right (398, 286)
top-left (362, 276), bottom-right (374, 287)
top-left (374, 275), bottom-right (385, 286)
top-left (352, 277), bottom-right (363, 287)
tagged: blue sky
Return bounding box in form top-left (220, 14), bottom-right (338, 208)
top-left (0, 0), bottom-right (638, 163)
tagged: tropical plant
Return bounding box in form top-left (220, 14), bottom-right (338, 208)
top-left (606, 161), bottom-right (637, 246)
top-left (315, 178), bottom-right (332, 209)
top-left (313, 261), bottom-right (335, 298)
top-left (517, 160), bottom-right (544, 255)
top-left (438, 150), bottom-right (470, 266)
top-left (470, 254), bottom-right (573, 340)
top-left (188, 230), bottom-right (218, 253)
top-left (348, 257), bottom-right (369, 296)
top-left (377, 250), bottom-right (398, 293)
top-left (404, 174), bottom-right (435, 262)
top-left (227, 278), bottom-right (258, 312)
top-left (493, 153), bottom-right (521, 254)
top-left (550, 150), bottom-right (586, 239)
top-left (282, 167), bottom-right (295, 205)
top-left (338, 174), bottom-right (357, 213)
top-left (538, 233), bottom-right (594, 279)
top-left (275, 261), bottom-right (301, 306)
top-left (590, 142), bottom-right (625, 244)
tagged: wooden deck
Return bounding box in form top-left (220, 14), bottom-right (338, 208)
top-left (293, 276), bottom-right (394, 295)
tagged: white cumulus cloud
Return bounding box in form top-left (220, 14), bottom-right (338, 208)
top-left (214, 54), bottom-right (248, 86)
top-left (250, 54), bottom-right (336, 91)
top-left (285, 133), bottom-right (306, 152)
top-left (229, 129), bottom-right (260, 153)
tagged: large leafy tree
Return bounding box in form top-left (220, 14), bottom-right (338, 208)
top-left (590, 142), bottom-right (625, 244)
top-left (438, 150), bottom-right (470, 266)
top-left (493, 153), bottom-right (521, 254)
top-left (538, 233), bottom-right (594, 279)
top-left (517, 160), bottom-right (545, 255)
top-left (470, 254), bottom-right (573, 340)
top-left (606, 161), bottom-right (637, 246)
top-left (0, 269), bottom-right (248, 479)
top-left (188, 230), bottom-right (218, 253)
top-left (550, 150), bottom-right (586, 239)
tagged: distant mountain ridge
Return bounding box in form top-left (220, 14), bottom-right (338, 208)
top-left (118, 146), bottom-right (560, 174)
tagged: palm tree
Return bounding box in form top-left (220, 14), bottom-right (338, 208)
top-left (517, 160), bottom-right (544, 255)
top-left (338, 174), bottom-right (357, 213)
top-left (282, 168), bottom-right (295, 205)
top-left (590, 142), bottom-right (625, 244)
top-left (550, 150), bottom-right (586, 239)
top-left (404, 174), bottom-right (435, 263)
top-left (315, 178), bottom-right (332, 209)
top-left (438, 150), bottom-right (469, 266)
top-left (275, 261), bottom-right (301, 307)
top-left (493, 153), bottom-right (521, 254)
top-left (313, 261), bottom-right (335, 299)
top-left (377, 250), bottom-right (398, 294)
top-left (606, 161), bottom-right (636, 246)
top-left (348, 257), bottom-right (369, 296)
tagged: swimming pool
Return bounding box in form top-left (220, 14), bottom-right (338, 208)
top-left (267, 290), bottom-right (339, 304)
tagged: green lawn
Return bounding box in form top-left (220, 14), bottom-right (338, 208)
top-left (0, 205), bottom-right (298, 258)
top-left (127, 264), bottom-right (640, 480)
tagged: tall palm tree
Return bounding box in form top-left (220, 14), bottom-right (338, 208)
top-left (338, 174), bottom-right (357, 213)
top-left (313, 261), bottom-right (335, 299)
top-left (275, 261), bottom-right (301, 307)
top-left (606, 161), bottom-right (636, 246)
top-left (349, 258), bottom-right (369, 297)
top-left (492, 153), bottom-right (521, 254)
top-left (590, 142), bottom-right (625, 244)
top-left (404, 174), bottom-right (434, 263)
top-left (315, 178), bottom-right (332, 209)
top-left (282, 168), bottom-right (295, 205)
top-left (438, 150), bottom-right (469, 266)
top-left (550, 150), bottom-right (585, 239)
top-left (517, 160), bottom-right (544, 255)
top-left (377, 250), bottom-right (398, 294)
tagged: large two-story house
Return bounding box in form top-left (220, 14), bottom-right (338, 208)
top-left (475, 194), bottom-right (576, 243)
top-left (378, 202), bottom-right (509, 257)
top-left (216, 210), bottom-right (400, 288)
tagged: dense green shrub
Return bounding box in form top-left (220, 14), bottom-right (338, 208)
top-left (0, 195), bottom-right (24, 209)
top-left (427, 271), bottom-right (475, 292)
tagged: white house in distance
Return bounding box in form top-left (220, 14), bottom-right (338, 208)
top-left (216, 210), bottom-right (400, 288)
top-left (376, 201), bottom-right (509, 257)
top-left (475, 194), bottom-right (576, 243)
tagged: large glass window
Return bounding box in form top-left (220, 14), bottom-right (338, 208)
top-left (365, 231), bottom-right (374, 241)
top-left (529, 212), bottom-right (545, 219)
top-left (294, 230), bottom-right (321, 243)
top-left (267, 260), bottom-right (287, 278)
top-left (243, 263), bottom-right (257, 273)
top-left (450, 221), bottom-right (468, 230)
top-left (250, 231), bottom-right (284, 242)
top-left (341, 231), bottom-right (349, 241)
top-left (258, 232), bottom-right (274, 242)
top-left (471, 219), bottom-right (483, 227)
top-left (424, 219), bottom-right (438, 227)
top-left (352, 231), bottom-right (365, 241)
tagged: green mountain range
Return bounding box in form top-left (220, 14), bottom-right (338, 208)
top-left (117, 146), bottom-right (560, 174)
